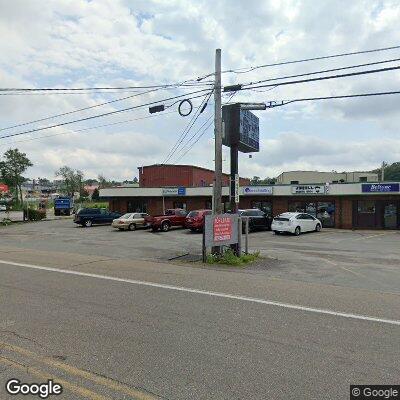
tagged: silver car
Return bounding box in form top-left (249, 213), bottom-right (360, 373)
top-left (111, 212), bottom-right (149, 231)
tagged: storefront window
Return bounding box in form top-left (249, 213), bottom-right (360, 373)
top-left (127, 201), bottom-right (147, 213)
top-left (252, 201), bottom-right (272, 216)
top-left (317, 202), bottom-right (335, 227)
top-left (358, 201), bottom-right (375, 214)
top-left (205, 200), bottom-right (212, 210)
top-left (173, 201), bottom-right (187, 210)
top-left (288, 202), bottom-right (305, 213)
top-left (305, 202), bottom-right (316, 216)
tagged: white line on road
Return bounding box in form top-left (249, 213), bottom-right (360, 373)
top-left (1, 259), bottom-right (400, 327)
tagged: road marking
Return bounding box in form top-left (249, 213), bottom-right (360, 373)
top-left (0, 342), bottom-right (159, 400)
top-left (0, 355), bottom-right (108, 400)
top-left (1, 259), bottom-right (400, 327)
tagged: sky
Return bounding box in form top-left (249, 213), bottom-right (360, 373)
top-left (0, 0), bottom-right (400, 181)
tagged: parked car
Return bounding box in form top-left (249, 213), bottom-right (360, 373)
top-left (74, 208), bottom-right (121, 227)
top-left (185, 209), bottom-right (212, 232)
top-left (111, 212), bottom-right (149, 231)
top-left (271, 212), bottom-right (322, 235)
top-left (145, 209), bottom-right (188, 232)
top-left (239, 209), bottom-right (272, 232)
top-left (0, 204), bottom-right (6, 212)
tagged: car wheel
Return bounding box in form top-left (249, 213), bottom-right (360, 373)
top-left (161, 221), bottom-right (170, 232)
top-left (294, 226), bottom-right (301, 236)
top-left (84, 219), bottom-right (93, 228)
top-left (315, 223), bottom-right (322, 232)
top-left (128, 223), bottom-right (136, 231)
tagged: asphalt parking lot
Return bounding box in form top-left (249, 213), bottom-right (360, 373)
top-left (1, 218), bottom-right (400, 294)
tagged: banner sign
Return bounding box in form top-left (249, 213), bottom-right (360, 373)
top-left (291, 185), bottom-right (326, 195)
top-left (242, 186), bottom-right (273, 195)
top-left (362, 183), bottom-right (399, 193)
top-left (204, 214), bottom-right (239, 247)
top-left (162, 187), bottom-right (186, 196)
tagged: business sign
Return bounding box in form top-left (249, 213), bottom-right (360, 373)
top-left (222, 104), bottom-right (260, 153)
top-left (162, 187), bottom-right (186, 196)
top-left (0, 183), bottom-right (9, 193)
top-left (362, 183), bottom-right (399, 193)
top-left (213, 216), bottom-right (233, 241)
top-left (291, 185), bottom-right (326, 195)
top-left (204, 214), bottom-right (239, 247)
top-left (242, 186), bottom-right (273, 195)
top-left (234, 174), bottom-right (240, 203)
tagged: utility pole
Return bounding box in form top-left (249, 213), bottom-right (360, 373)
top-left (213, 48), bottom-right (223, 215)
top-left (381, 161), bottom-right (385, 182)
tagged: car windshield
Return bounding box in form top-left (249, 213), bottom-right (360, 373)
top-left (187, 211), bottom-right (199, 217)
top-left (165, 210), bottom-right (175, 215)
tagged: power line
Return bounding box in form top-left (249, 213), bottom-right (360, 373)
top-left (264, 90), bottom-right (400, 108)
top-left (0, 108), bottom-right (189, 148)
top-left (240, 57), bottom-right (400, 87)
top-left (162, 91), bottom-right (213, 164)
top-left (223, 44), bottom-right (400, 75)
top-left (0, 88), bottom-right (212, 140)
top-left (224, 65), bottom-right (400, 92)
top-left (0, 81), bottom-right (214, 92)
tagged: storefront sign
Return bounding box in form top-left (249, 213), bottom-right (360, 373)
top-left (234, 174), bottom-right (240, 203)
top-left (204, 214), bottom-right (239, 247)
top-left (242, 186), bottom-right (273, 195)
top-left (162, 187), bottom-right (186, 196)
top-left (291, 185), bottom-right (326, 195)
top-left (362, 183), bottom-right (399, 193)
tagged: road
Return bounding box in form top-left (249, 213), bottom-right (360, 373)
top-left (0, 221), bottom-right (399, 399)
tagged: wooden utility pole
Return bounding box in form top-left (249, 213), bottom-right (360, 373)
top-left (213, 49), bottom-right (223, 215)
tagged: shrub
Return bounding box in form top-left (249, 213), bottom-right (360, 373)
top-left (206, 248), bottom-right (260, 266)
top-left (24, 208), bottom-right (46, 221)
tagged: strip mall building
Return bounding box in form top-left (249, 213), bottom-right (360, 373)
top-left (99, 165), bottom-right (400, 230)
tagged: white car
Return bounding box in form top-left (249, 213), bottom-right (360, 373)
top-left (271, 212), bottom-right (322, 235)
top-left (0, 204), bottom-right (6, 212)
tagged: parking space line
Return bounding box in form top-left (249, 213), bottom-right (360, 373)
top-left (1, 259), bottom-right (400, 327)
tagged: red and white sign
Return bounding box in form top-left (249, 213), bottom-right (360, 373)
top-left (213, 217), bottom-right (232, 242)
top-left (0, 183), bottom-right (9, 193)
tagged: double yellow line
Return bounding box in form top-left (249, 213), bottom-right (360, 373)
top-left (0, 342), bottom-right (160, 400)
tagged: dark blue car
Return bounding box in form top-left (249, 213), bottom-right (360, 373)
top-left (74, 208), bottom-right (121, 227)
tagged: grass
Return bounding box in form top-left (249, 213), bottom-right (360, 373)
top-left (206, 248), bottom-right (260, 266)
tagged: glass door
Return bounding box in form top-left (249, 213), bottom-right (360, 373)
top-left (384, 203), bottom-right (397, 229)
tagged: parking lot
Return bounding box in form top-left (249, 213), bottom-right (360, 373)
top-left (1, 218), bottom-right (400, 294)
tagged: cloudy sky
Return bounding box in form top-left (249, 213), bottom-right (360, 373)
top-left (1, 0), bottom-right (400, 181)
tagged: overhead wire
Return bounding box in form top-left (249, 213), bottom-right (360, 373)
top-left (0, 88), bottom-right (212, 140)
top-left (162, 90), bottom-right (213, 164)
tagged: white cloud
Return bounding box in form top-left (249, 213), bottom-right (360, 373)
top-left (1, 0), bottom-right (400, 181)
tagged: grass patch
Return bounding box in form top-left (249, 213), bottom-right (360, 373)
top-left (206, 248), bottom-right (260, 266)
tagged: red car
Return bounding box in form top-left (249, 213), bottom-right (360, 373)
top-left (185, 209), bottom-right (212, 232)
top-left (145, 209), bottom-right (188, 232)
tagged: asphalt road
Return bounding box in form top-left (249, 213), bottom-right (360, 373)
top-left (0, 220), bottom-right (399, 399)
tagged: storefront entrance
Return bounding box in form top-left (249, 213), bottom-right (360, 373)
top-left (383, 203), bottom-right (398, 229)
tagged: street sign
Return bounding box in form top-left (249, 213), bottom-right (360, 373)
top-left (234, 174), bottom-right (240, 203)
top-left (222, 104), bottom-right (260, 153)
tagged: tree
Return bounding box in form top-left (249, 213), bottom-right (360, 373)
top-left (250, 176), bottom-right (261, 185)
top-left (92, 188), bottom-right (100, 201)
top-left (55, 166), bottom-right (84, 196)
top-left (98, 174), bottom-right (111, 188)
top-left (133, 177), bottom-right (138, 184)
top-left (0, 148), bottom-right (33, 203)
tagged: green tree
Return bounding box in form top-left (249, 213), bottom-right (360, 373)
top-left (98, 174), bottom-right (110, 188)
top-left (92, 187), bottom-right (100, 201)
top-left (55, 166), bottom-right (84, 196)
top-left (0, 148), bottom-right (33, 204)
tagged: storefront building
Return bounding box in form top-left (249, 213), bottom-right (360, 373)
top-left (100, 182), bottom-right (400, 230)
